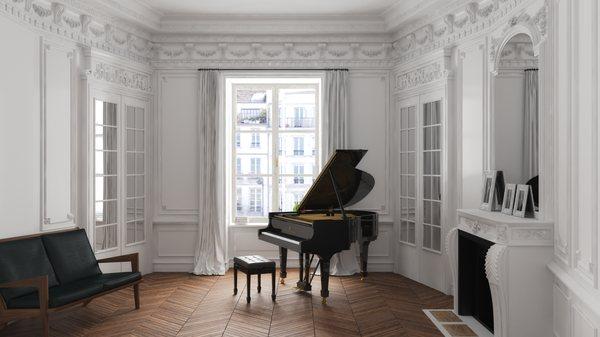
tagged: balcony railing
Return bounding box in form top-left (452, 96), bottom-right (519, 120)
top-left (238, 111), bottom-right (269, 125)
top-left (280, 117), bottom-right (315, 128)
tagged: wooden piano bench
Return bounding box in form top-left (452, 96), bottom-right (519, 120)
top-left (233, 255), bottom-right (276, 303)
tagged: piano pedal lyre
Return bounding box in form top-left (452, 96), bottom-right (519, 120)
top-left (280, 278), bottom-right (285, 285)
top-left (321, 298), bottom-right (327, 304)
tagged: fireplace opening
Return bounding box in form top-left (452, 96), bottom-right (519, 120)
top-left (458, 230), bottom-right (494, 333)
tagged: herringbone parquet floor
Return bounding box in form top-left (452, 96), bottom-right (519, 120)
top-left (0, 270), bottom-right (452, 337)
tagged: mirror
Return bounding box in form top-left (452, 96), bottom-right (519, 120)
top-left (493, 33), bottom-right (539, 208)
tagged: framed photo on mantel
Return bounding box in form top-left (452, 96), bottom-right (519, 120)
top-left (513, 184), bottom-right (535, 218)
top-left (480, 170), bottom-right (505, 212)
top-left (501, 183), bottom-right (517, 215)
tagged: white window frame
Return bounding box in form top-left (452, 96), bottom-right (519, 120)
top-left (230, 82), bottom-right (320, 225)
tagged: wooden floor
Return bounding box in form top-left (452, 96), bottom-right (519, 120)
top-left (0, 270), bottom-right (452, 337)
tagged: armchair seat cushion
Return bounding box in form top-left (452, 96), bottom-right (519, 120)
top-left (99, 272), bottom-right (142, 290)
top-left (6, 277), bottom-right (104, 309)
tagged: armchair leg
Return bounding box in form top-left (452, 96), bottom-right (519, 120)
top-left (134, 284), bottom-right (140, 309)
top-left (41, 312), bottom-right (49, 337)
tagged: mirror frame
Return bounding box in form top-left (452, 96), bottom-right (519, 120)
top-left (486, 11), bottom-right (552, 220)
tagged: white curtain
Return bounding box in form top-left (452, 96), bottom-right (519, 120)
top-left (193, 70), bottom-right (226, 275)
top-left (323, 69), bottom-right (361, 276)
top-left (523, 69), bottom-right (539, 180)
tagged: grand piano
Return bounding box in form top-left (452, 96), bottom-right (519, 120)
top-left (258, 149), bottom-right (378, 303)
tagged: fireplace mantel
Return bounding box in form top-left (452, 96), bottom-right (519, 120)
top-left (447, 209), bottom-right (554, 337)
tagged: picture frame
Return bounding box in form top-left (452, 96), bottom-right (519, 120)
top-left (480, 170), bottom-right (505, 212)
top-left (501, 183), bottom-right (517, 215)
top-left (513, 184), bottom-right (535, 218)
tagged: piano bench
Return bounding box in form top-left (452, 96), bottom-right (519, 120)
top-left (233, 255), bottom-right (276, 303)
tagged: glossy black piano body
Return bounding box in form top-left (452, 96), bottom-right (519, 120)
top-left (258, 149), bottom-right (378, 301)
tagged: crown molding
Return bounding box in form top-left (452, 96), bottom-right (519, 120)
top-left (158, 14), bottom-right (387, 35)
top-left (2, 0), bottom-right (152, 63)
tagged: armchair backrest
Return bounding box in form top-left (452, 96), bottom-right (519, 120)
top-left (42, 229), bottom-right (101, 284)
top-left (0, 237), bottom-right (59, 302)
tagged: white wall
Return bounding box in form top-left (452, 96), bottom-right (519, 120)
top-left (0, 15), bottom-right (76, 238)
top-left (494, 72), bottom-right (525, 183)
top-left (550, 0), bottom-right (600, 335)
top-left (152, 69), bottom-right (394, 272)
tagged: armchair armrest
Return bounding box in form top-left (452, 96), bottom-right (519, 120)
top-left (0, 275), bottom-right (49, 310)
top-left (97, 253), bottom-right (139, 272)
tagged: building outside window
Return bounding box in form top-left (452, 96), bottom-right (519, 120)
top-left (231, 81), bottom-right (320, 224)
top-left (293, 137), bottom-right (304, 156)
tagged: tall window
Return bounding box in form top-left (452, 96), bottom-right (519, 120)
top-left (293, 137), bottom-right (304, 156)
top-left (231, 81), bottom-right (320, 223)
top-left (251, 133), bottom-right (260, 148)
top-left (94, 99), bottom-right (146, 251)
top-left (293, 164), bottom-right (304, 184)
top-left (399, 105), bottom-right (416, 245)
top-left (422, 100), bottom-right (442, 252)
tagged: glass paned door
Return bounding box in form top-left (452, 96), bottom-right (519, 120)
top-left (125, 104), bottom-right (145, 245)
top-left (94, 100), bottom-right (119, 252)
top-left (422, 100), bottom-right (442, 252)
top-left (399, 105), bottom-right (417, 245)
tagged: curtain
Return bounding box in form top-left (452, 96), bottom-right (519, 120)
top-left (192, 70), bottom-right (226, 275)
top-left (523, 69), bottom-right (539, 180)
top-left (323, 70), bottom-right (360, 276)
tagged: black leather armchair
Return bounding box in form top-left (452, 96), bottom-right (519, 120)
top-left (0, 229), bottom-right (142, 337)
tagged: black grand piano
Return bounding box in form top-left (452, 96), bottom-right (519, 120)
top-left (258, 149), bottom-right (378, 303)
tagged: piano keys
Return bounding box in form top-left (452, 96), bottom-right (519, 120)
top-left (258, 149), bottom-right (378, 303)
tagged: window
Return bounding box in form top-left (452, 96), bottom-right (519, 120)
top-left (236, 158), bottom-right (242, 174)
top-left (94, 99), bottom-right (146, 251)
top-left (293, 137), bottom-right (304, 156)
top-left (231, 80), bottom-right (320, 223)
top-left (94, 100), bottom-right (118, 251)
top-left (250, 157), bottom-right (261, 174)
top-left (236, 188), bottom-right (243, 212)
top-left (293, 165), bottom-right (304, 184)
top-left (251, 133), bottom-right (260, 148)
top-left (249, 187), bottom-right (262, 213)
top-left (399, 105), bottom-right (416, 245)
top-left (422, 100), bottom-right (442, 252)
top-left (293, 107), bottom-right (305, 127)
top-left (125, 105), bottom-right (145, 245)
top-left (236, 133), bottom-right (241, 148)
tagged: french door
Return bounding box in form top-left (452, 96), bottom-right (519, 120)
top-left (396, 91), bottom-right (445, 292)
top-left (89, 90), bottom-right (147, 272)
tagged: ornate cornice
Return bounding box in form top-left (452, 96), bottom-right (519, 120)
top-left (150, 41), bottom-right (394, 69)
top-left (392, 0), bottom-right (548, 64)
top-left (88, 62), bottom-right (152, 93)
top-left (394, 60), bottom-right (447, 91)
top-left (1, 0), bottom-right (151, 64)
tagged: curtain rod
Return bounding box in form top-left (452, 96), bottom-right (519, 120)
top-left (197, 68), bottom-right (348, 71)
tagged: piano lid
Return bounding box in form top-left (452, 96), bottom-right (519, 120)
top-left (297, 149), bottom-right (375, 212)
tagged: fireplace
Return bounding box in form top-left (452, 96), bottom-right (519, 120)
top-left (458, 230), bottom-right (494, 333)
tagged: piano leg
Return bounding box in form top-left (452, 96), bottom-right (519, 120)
top-left (298, 253), bottom-right (304, 283)
top-left (359, 240), bottom-right (371, 279)
top-left (304, 253), bottom-right (312, 291)
top-left (279, 247), bottom-right (287, 284)
top-left (319, 258), bottom-right (330, 304)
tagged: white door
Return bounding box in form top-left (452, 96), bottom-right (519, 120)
top-left (396, 91), bottom-right (446, 292)
top-left (90, 91), bottom-right (148, 273)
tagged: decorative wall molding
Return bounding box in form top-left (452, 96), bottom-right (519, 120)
top-left (150, 41), bottom-right (394, 69)
top-left (87, 61), bottom-right (152, 93)
top-left (1, 0), bottom-right (151, 64)
top-left (394, 60), bottom-right (446, 91)
top-left (393, 0), bottom-right (548, 65)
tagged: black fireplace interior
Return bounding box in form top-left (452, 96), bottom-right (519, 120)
top-left (458, 230), bottom-right (494, 333)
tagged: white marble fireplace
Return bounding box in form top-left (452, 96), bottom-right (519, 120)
top-left (447, 209), bottom-right (554, 337)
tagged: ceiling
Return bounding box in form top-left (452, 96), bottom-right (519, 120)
top-left (136, 0), bottom-right (400, 16)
